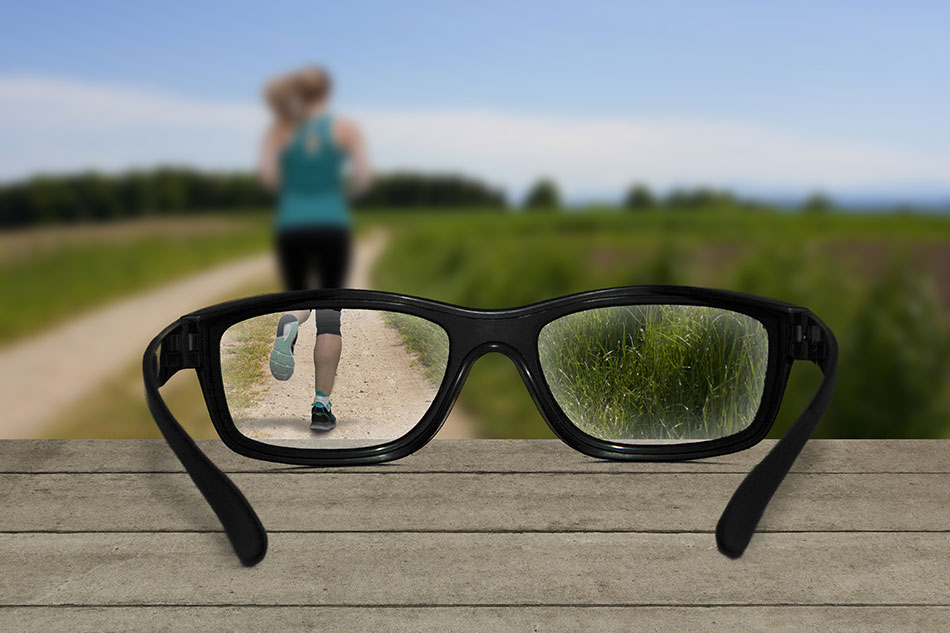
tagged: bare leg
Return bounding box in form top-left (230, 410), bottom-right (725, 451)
top-left (288, 309), bottom-right (311, 324)
top-left (314, 333), bottom-right (342, 395)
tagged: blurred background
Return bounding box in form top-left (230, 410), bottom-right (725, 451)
top-left (1, 1), bottom-right (948, 440)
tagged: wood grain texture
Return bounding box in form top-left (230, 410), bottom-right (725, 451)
top-left (1, 439), bottom-right (946, 473)
top-left (0, 440), bottom-right (947, 632)
top-left (1, 472), bottom-right (948, 532)
top-left (2, 533), bottom-right (949, 606)
top-left (2, 607), bottom-right (949, 633)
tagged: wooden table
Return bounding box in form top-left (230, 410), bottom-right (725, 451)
top-left (0, 440), bottom-right (947, 631)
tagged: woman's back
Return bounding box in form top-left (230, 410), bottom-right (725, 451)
top-left (259, 63), bottom-right (372, 432)
top-left (277, 114), bottom-right (348, 230)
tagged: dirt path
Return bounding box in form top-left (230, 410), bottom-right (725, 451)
top-left (0, 230), bottom-right (476, 439)
top-left (0, 254), bottom-right (275, 438)
top-left (226, 231), bottom-right (475, 443)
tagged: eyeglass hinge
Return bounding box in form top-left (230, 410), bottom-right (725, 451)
top-left (158, 317), bottom-right (201, 382)
top-left (791, 312), bottom-right (824, 362)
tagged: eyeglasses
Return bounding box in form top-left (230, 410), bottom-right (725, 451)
top-left (143, 285), bottom-right (837, 567)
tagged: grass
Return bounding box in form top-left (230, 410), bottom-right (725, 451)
top-left (42, 277), bottom-right (280, 439)
top-left (41, 357), bottom-right (217, 439)
top-left (0, 213), bottom-right (272, 346)
top-left (220, 312), bottom-right (279, 413)
top-left (383, 312), bottom-right (450, 385)
top-left (372, 208), bottom-right (950, 440)
top-left (539, 305), bottom-right (768, 441)
top-left (22, 207), bottom-right (950, 441)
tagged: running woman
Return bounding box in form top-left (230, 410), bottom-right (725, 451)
top-left (258, 65), bottom-right (372, 432)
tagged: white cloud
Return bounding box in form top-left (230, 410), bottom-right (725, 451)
top-left (0, 76), bottom-right (263, 178)
top-left (2, 75), bottom-right (949, 197)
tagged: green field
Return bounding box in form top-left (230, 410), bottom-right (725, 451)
top-left (41, 275), bottom-right (279, 440)
top-left (372, 208), bottom-right (950, 440)
top-left (0, 214), bottom-right (272, 346)
top-left (9, 207), bottom-right (950, 440)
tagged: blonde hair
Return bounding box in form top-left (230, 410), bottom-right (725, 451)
top-left (264, 65), bottom-right (333, 127)
top-left (295, 65), bottom-right (332, 104)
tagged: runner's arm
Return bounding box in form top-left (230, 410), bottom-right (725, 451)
top-left (335, 118), bottom-right (372, 196)
top-left (258, 124), bottom-right (283, 190)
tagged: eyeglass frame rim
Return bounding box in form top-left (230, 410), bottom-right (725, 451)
top-left (172, 284), bottom-right (801, 467)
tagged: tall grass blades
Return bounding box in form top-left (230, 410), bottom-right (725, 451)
top-left (539, 305), bottom-right (768, 441)
top-left (383, 312), bottom-right (450, 385)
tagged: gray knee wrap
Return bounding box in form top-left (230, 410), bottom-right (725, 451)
top-left (315, 309), bottom-right (341, 336)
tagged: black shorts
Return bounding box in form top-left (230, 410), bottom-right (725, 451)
top-left (275, 227), bottom-right (352, 291)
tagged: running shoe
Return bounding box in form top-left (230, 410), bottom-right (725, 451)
top-left (310, 391), bottom-right (336, 432)
top-left (269, 314), bottom-right (299, 381)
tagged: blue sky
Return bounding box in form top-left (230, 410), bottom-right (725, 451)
top-left (2, 1), bottom-right (949, 200)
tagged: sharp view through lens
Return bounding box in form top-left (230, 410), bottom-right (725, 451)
top-left (1, 2), bottom-right (949, 441)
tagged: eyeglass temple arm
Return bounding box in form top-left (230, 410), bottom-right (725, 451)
top-left (143, 320), bottom-right (267, 567)
top-left (716, 315), bottom-right (838, 558)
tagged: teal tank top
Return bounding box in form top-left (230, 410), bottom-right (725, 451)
top-left (276, 114), bottom-right (350, 231)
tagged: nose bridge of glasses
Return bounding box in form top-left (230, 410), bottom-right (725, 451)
top-left (450, 314), bottom-right (540, 394)
top-left (465, 340), bottom-right (522, 364)
top-left (453, 337), bottom-right (548, 430)
top-left (450, 313), bottom-right (537, 358)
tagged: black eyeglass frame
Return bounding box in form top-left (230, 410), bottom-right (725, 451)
top-left (144, 285), bottom-right (837, 567)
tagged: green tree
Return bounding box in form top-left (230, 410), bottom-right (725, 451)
top-left (623, 183), bottom-right (655, 211)
top-left (74, 172), bottom-right (122, 221)
top-left (803, 192), bottom-right (832, 214)
top-left (523, 178), bottom-right (560, 212)
top-left (117, 171), bottom-right (154, 217)
top-left (665, 187), bottom-right (735, 210)
top-left (26, 177), bottom-right (78, 224)
top-left (355, 172), bottom-right (507, 209)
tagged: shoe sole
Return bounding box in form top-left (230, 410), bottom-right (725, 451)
top-left (269, 318), bottom-right (298, 381)
top-left (310, 409), bottom-right (336, 432)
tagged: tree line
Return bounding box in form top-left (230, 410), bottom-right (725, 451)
top-left (522, 178), bottom-right (835, 213)
top-left (357, 171), bottom-right (506, 209)
top-left (1, 167), bottom-right (845, 228)
top-left (0, 169), bottom-right (272, 228)
top-left (0, 168), bottom-right (508, 228)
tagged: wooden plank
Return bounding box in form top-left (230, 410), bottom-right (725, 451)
top-left (0, 440), bottom-right (947, 474)
top-left (2, 606), bottom-right (949, 633)
top-left (2, 472), bottom-right (947, 533)
top-left (1, 533), bottom-right (947, 606)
